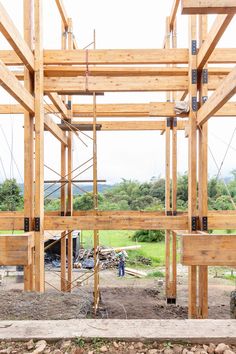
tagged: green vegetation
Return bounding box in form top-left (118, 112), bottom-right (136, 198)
top-left (0, 179), bottom-right (23, 211)
top-left (147, 270), bottom-right (165, 278)
top-left (132, 229), bottom-right (165, 242)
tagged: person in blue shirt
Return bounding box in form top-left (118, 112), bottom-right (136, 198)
top-left (116, 250), bottom-right (128, 277)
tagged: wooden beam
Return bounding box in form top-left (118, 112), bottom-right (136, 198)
top-left (181, 0), bottom-right (236, 14)
top-left (55, 0), bottom-right (69, 29)
top-left (197, 14), bottom-right (234, 70)
top-left (180, 235), bottom-right (236, 266)
top-left (44, 49), bottom-right (189, 65)
top-left (44, 76), bottom-right (188, 93)
top-left (197, 66), bottom-right (236, 125)
top-left (0, 2), bottom-right (34, 71)
top-left (44, 115), bottom-right (68, 145)
top-left (169, 0), bottom-right (181, 30)
top-left (0, 59), bottom-right (34, 113)
top-left (58, 121), bottom-right (186, 131)
top-left (47, 92), bottom-right (68, 119)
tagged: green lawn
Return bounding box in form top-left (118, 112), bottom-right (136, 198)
top-left (81, 230), bottom-right (165, 266)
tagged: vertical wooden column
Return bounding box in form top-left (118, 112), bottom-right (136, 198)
top-left (198, 15), bottom-right (208, 319)
top-left (34, 0), bottom-right (45, 292)
top-left (188, 15), bottom-right (198, 318)
top-left (171, 19), bottom-right (178, 302)
top-left (164, 17), bottom-right (172, 302)
top-left (67, 18), bottom-right (74, 292)
top-left (60, 23), bottom-right (67, 292)
top-left (23, 0), bottom-right (34, 291)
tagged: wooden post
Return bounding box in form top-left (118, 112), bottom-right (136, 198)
top-left (188, 14), bottom-right (198, 318)
top-left (23, 0), bottom-right (34, 291)
top-left (34, 0), bottom-right (45, 292)
top-left (198, 14), bottom-right (209, 319)
top-left (67, 18), bottom-right (73, 292)
top-left (60, 22), bottom-right (67, 292)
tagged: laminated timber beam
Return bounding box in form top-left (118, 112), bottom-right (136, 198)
top-left (47, 92), bottom-right (68, 119)
top-left (44, 75), bottom-right (224, 94)
top-left (197, 66), bottom-right (236, 125)
top-left (181, 0), bottom-right (236, 14)
top-left (0, 2), bottom-right (34, 72)
top-left (0, 59), bottom-right (34, 114)
top-left (1, 101), bottom-right (236, 117)
top-left (57, 120), bottom-right (186, 131)
top-left (2, 48), bottom-right (236, 65)
top-left (169, 0), bottom-right (181, 31)
top-left (197, 14), bottom-right (234, 70)
top-left (44, 115), bottom-right (68, 145)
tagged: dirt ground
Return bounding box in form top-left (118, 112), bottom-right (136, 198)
top-left (0, 265), bottom-right (234, 321)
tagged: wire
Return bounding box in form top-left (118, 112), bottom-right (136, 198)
top-left (216, 127), bottom-right (236, 180)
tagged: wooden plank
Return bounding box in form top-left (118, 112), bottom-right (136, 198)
top-left (55, 0), bottom-right (69, 29)
top-left (181, 0), bottom-right (236, 14)
top-left (197, 14), bottom-right (234, 70)
top-left (0, 59), bottom-right (34, 113)
top-left (44, 115), bottom-right (68, 145)
top-left (181, 235), bottom-right (236, 266)
top-left (44, 215), bottom-right (188, 230)
top-left (0, 2), bottom-right (34, 71)
top-left (169, 0), bottom-right (181, 30)
top-left (198, 67), bottom-right (236, 125)
top-left (0, 234), bottom-right (34, 266)
top-left (44, 49), bottom-right (189, 65)
top-left (44, 76), bottom-right (188, 93)
top-left (58, 121), bottom-right (186, 131)
top-left (47, 92), bottom-right (68, 119)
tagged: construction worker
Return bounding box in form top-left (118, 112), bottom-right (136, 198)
top-left (116, 249), bottom-right (128, 277)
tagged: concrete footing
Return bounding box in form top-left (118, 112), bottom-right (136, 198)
top-left (0, 319), bottom-right (235, 344)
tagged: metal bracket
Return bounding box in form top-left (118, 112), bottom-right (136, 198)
top-left (192, 69), bottom-right (197, 84)
top-left (192, 97), bottom-right (198, 112)
top-left (202, 216), bottom-right (208, 231)
top-left (167, 298), bottom-right (176, 304)
top-left (173, 118), bottom-right (177, 127)
top-left (61, 211), bottom-right (65, 216)
top-left (191, 40), bottom-right (197, 55)
top-left (66, 211), bottom-right (72, 216)
top-left (202, 69), bottom-right (208, 84)
top-left (34, 217), bottom-right (40, 232)
top-left (202, 96), bottom-right (208, 104)
top-left (67, 100), bottom-right (72, 110)
top-left (173, 211), bottom-right (177, 216)
top-left (24, 217), bottom-right (30, 232)
top-left (166, 211), bottom-right (172, 216)
top-left (166, 117), bottom-right (172, 127)
top-left (191, 216), bottom-right (198, 231)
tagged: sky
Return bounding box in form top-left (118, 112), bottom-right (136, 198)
top-left (0, 0), bottom-right (236, 184)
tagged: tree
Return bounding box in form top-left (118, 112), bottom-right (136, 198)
top-left (0, 179), bottom-right (23, 211)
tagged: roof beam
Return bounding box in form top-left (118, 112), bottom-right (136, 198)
top-left (0, 2), bottom-right (34, 71)
top-left (0, 59), bottom-right (34, 113)
top-left (44, 114), bottom-right (68, 145)
top-left (197, 66), bottom-right (236, 125)
top-left (197, 14), bottom-right (234, 70)
top-left (181, 0), bottom-right (236, 14)
top-left (47, 92), bottom-right (68, 119)
top-left (55, 0), bottom-right (69, 29)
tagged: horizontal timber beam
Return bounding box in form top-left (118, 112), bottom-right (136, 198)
top-left (0, 2), bottom-right (34, 71)
top-left (181, 0), bottom-right (236, 14)
top-left (0, 59), bottom-right (34, 114)
top-left (197, 66), bottom-right (236, 125)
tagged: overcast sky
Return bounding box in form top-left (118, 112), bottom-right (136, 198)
top-left (0, 0), bottom-right (235, 184)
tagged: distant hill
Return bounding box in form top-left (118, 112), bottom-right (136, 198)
top-left (18, 183), bottom-right (114, 199)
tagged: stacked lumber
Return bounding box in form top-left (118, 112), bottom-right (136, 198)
top-left (125, 267), bottom-right (147, 278)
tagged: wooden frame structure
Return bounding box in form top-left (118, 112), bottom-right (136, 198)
top-left (0, 0), bottom-right (236, 318)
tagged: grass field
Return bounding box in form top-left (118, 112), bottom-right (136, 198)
top-left (81, 230), bottom-right (165, 266)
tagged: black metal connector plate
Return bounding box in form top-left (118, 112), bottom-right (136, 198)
top-left (35, 217), bottom-right (40, 232)
top-left (192, 97), bottom-right (198, 112)
top-left (202, 69), bottom-right (208, 84)
top-left (192, 216), bottom-right (197, 231)
top-left (166, 211), bottom-right (172, 216)
top-left (173, 118), bottom-right (177, 127)
top-left (173, 211), bottom-right (177, 216)
top-left (202, 216), bottom-right (208, 231)
top-left (61, 211), bottom-right (65, 216)
top-left (192, 69), bottom-right (197, 84)
top-left (67, 100), bottom-right (72, 110)
top-left (167, 298), bottom-right (176, 304)
top-left (24, 217), bottom-right (30, 232)
top-left (166, 117), bottom-right (171, 127)
top-left (191, 40), bottom-right (197, 55)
